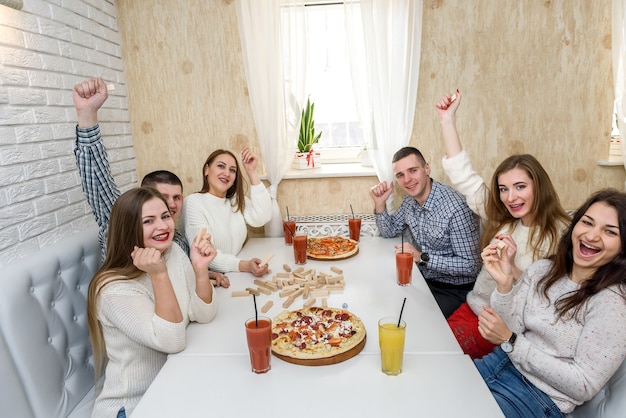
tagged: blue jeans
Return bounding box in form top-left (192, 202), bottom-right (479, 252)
top-left (474, 348), bottom-right (564, 418)
top-left (117, 407), bottom-right (126, 418)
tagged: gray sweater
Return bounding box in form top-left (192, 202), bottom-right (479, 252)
top-left (492, 259), bottom-right (626, 413)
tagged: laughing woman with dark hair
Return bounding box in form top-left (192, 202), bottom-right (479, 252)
top-left (475, 188), bottom-right (626, 417)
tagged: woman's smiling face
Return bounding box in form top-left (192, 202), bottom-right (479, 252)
top-left (497, 167), bottom-right (535, 226)
top-left (571, 201), bottom-right (621, 282)
top-left (204, 153), bottom-right (237, 198)
top-left (141, 197), bottom-right (174, 252)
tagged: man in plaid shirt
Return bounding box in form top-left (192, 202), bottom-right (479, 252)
top-left (370, 146), bottom-right (481, 317)
top-left (72, 77), bottom-right (229, 287)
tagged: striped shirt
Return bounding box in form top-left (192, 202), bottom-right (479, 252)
top-left (376, 180), bottom-right (481, 285)
top-left (74, 124), bottom-right (189, 259)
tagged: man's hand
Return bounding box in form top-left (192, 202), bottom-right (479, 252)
top-left (369, 181), bottom-right (394, 213)
top-left (73, 77), bottom-right (108, 127)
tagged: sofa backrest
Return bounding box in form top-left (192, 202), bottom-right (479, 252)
top-left (0, 227), bottom-right (102, 418)
top-left (569, 357), bottom-right (626, 418)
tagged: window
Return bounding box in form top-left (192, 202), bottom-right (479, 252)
top-left (304, 2), bottom-right (365, 162)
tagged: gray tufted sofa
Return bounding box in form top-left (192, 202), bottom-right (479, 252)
top-left (0, 227), bottom-right (101, 418)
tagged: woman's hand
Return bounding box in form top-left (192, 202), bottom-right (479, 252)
top-left (434, 90), bottom-right (463, 158)
top-left (481, 240), bottom-right (515, 293)
top-left (241, 147), bottom-right (261, 184)
top-left (240, 258), bottom-right (269, 277)
top-left (477, 306), bottom-right (513, 345)
top-left (208, 271), bottom-right (230, 288)
top-left (190, 231), bottom-right (217, 272)
top-left (493, 234), bottom-right (522, 281)
top-left (131, 246), bottom-right (167, 276)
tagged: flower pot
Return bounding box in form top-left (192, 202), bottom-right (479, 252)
top-left (292, 151), bottom-right (321, 169)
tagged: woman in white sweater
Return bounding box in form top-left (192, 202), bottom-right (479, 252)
top-left (182, 147), bottom-right (272, 276)
top-left (87, 187), bottom-right (218, 418)
top-left (476, 188), bottom-right (626, 416)
top-left (435, 91), bottom-right (570, 359)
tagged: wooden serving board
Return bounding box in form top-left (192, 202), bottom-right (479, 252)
top-left (272, 335), bottom-right (366, 366)
top-left (307, 248), bottom-right (359, 261)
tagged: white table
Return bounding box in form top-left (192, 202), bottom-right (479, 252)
top-left (131, 237), bottom-right (504, 417)
top-left (131, 353), bottom-right (503, 417)
top-left (181, 237), bottom-right (463, 356)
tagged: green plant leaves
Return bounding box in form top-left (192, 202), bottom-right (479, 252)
top-left (298, 96), bottom-right (322, 153)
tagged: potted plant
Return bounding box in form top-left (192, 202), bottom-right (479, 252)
top-left (294, 96), bottom-right (322, 169)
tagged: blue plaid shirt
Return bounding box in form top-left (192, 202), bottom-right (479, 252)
top-left (376, 180), bottom-right (481, 285)
top-left (74, 124), bottom-right (189, 259)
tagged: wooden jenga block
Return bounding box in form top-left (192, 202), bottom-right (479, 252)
top-left (261, 301), bottom-right (273, 313)
top-left (231, 290), bottom-right (250, 297)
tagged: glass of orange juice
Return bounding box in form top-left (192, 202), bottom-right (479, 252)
top-left (378, 317), bottom-right (406, 375)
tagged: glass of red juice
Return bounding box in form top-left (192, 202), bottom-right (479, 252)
top-left (283, 220), bottom-right (296, 245)
top-left (348, 218), bottom-right (361, 241)
top-left (293, 234), bottom-right (308, 265)
top-left (396, 251), bottom-right (413, 286)
top-left (245, 316), bottom-right (272, 373)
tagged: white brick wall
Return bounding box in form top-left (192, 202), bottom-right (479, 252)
top-left (0, 0), bottom-right (136, 267)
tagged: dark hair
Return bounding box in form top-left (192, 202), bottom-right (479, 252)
top-left (141, 170), bottom-right (183, 192)
top-left (199, 149), bottom-right (246, 213)
top-left (392, 146), bottom-right (427, 166)
top-left (482, 154), bottom-right (570, 259)
top-left (539, 188), bottom-right (626, 320)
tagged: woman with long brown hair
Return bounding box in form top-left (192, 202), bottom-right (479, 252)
top-left (182, 148), bottom-right (272, 276)
top-left (88, 187), bottom-right (217, 418)
top-left (435, 91), bottom-right (571, 359)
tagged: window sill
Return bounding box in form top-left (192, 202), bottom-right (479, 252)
top-left (597, 160), bottom-right (624, 166)
top-left (261, 163), bottom-right (377, 180)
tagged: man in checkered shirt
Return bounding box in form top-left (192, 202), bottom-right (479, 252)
top-left (370, 146), bottom-right (481, 318)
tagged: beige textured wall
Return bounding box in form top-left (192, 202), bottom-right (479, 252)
top-left (116, 0), bottom-right (625, 221)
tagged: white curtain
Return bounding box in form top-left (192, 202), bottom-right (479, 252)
top-left (344, 0), bottom-right (423, 211)
top-left (235, 0), bottom-right (307, 236)
top-left (613, 0), bottom-right (626, 189)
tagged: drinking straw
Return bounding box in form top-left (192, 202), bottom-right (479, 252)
top-left (253, 294), bottom-right (258, 326)
top-left (350, 204), bottom-right (355, 219)
top-left (401, 234), bottom-right (404, 254)
top-left (397, 297), bottom-right (407, 327)
top-left (286, 206), bottom-right (290, 221)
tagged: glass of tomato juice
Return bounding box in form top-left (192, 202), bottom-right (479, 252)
top-left (245, 316), bottom-right (272, 373)
top-left (396, 251), bottom-right (413, 286)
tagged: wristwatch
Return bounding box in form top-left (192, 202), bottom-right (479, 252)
top-left (500, 332), bottom-right (517, 353)
top-left (418, 252), bottom-right (429, 266)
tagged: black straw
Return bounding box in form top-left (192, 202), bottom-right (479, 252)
top-left (397, 297), bottom-right (406, 327)
top-left (253, 294), bottom-right (258, 326)
top-left (401, 234), bottom-right (404, 254)
top-left (286, 206), bottom-right (290, 221)
top-left (350, 204), bottom-right (355, 219)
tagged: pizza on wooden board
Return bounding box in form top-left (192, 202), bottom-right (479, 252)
top-left (307, 236), bottom-right (358, 260)
top-left (271, 307), bottom-right (366, 360)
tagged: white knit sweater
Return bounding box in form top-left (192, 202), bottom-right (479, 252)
top-left (91, 244), bottom-right (217, 418)
top-left (442, 150), bottom-right (558, 315)
top-left (493, 259), bottom-right (626, 413)
top-left (181, 183), bottom-right (272, 273)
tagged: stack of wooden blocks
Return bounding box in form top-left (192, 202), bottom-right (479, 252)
top-left (231, 264), bottom-right (346, 312)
